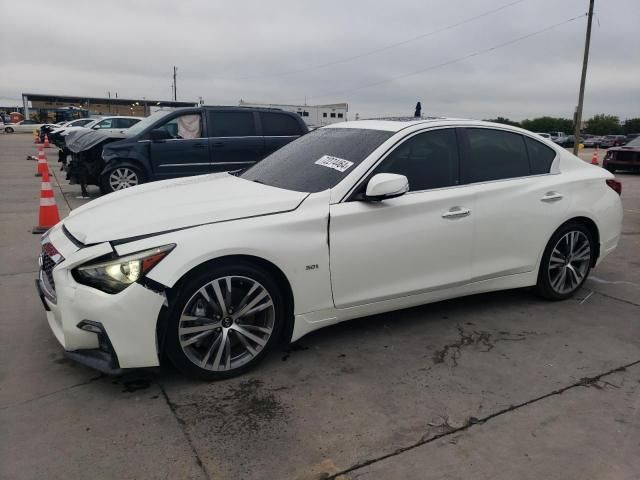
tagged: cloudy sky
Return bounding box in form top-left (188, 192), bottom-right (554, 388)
top-left (1, 0), bottom-right (638, 121)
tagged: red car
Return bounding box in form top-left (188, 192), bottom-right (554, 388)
top-left (603, 136), bottom-right (640, 173)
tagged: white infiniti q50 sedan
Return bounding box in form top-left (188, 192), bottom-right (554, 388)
top-left (36, 118), bottom-right (623, 380)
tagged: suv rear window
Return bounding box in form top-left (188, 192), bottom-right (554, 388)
top-left (260, 112), bottom-right (303, 136)
top-left (208, 111), bottom-right (256, 137)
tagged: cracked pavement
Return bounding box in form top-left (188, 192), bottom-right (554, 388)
top-left (1, 134), bottom-right (639, 479)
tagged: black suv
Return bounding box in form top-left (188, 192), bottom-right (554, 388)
top-left (82, 106), bottom-right (307, 194)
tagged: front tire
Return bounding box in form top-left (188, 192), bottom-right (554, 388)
top-left (535, 222), bottom-right (595, 300)
top-left (100, 165), bottom-right (143, 194)
top-left (4, 127), bottom-right (14, 133)
top-left (165, 262), bottom-right (285, 380)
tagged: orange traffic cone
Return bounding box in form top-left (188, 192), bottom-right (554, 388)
top-left (35, 146), bottom-right (48, 177)
top-left (32, 166), bottom-right (60, 234)
top-left (44, 134), bottom-right (51, 148)
top-left (591, 147), bottom-right (599, 166)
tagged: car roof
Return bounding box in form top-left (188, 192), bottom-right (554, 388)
top-left (324, 117), bottom-right (526, 133)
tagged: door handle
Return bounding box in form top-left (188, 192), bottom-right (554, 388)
top-left (212, 142), bottom-right (224, 148)
top-left (540, 191), bottom-right (563, 202)
top-left (194, 144), bottom-right (208, 149)
top-left (442, 206), bottom-right (471, 219)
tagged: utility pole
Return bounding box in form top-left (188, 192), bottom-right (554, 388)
top-left (172, 66), bottom-right (178, 101)
top-left (573, 0), bottom-right (594, 155)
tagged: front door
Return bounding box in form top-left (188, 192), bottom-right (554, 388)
top-left (149, 112), bottom-right (210, 178)
top-left (329, 128), bottom-right (476, 308)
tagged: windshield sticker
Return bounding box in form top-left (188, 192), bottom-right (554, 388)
top-left (314, 155), bottom-right (354, 173)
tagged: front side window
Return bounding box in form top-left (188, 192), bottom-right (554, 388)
top-left (241, 127), bottom-right (393, 193)
top-left (157, 114), bottom-right (202, 139)
top-left (525, 136), bottom-right (556, 174)
top-left (208, 111), bottom-right (255, 137)
top-left (260, 112), bottom-right (302, 136)
top-left (372, 129), bottom-right (459, 191)
top-left (463, 128), bottom-right (530, 183)
top-left (94, 118), bottom-right (114, 129)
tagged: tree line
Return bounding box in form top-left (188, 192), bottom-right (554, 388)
top-left (484, 115), bottom-right (640, 136)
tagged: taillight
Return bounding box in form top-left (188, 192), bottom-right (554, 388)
top-left (606, 179), bottom-right (622, 196)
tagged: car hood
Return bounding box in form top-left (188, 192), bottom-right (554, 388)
top-left (63, 173), bottom-right (309, 244)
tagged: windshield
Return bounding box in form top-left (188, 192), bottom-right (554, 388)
top-left (125, 110), bottom-right (174, 137)
top-left (626, 136), bottom-right (640, 147)
top-left (240, 127), bottom-right (394, 193)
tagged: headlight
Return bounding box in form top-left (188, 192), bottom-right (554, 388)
top-left (73, 244), bottom-right (175, 293)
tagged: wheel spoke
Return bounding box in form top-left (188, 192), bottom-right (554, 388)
top-left (234, 289), bottom-right (269, 319)
top-left (241, 300), bottom-right (274, 318)
top-left (200, 334), bottom-right (222, 368)
top-left (236, 282), bottom-right (259, 311)
top-left (232, 324), bottom-right (267, 347)
top-left (212, 329), bottom-right (229, 370)
top-left (240, 324), bottom-right (273, 335)
top-left (233, 329), bottom-right (257, 356)
top-left (573, 244), bottom-right (590, 262)
top-left (180, 329), bottom-right (215, 347)
top-left (211, 278), bottom-right (227, 314)
top-left (179, 322), bottom-right (221, 335)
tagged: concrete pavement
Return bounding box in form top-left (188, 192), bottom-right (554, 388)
top-left (0, 133), bottom-right (639, 479)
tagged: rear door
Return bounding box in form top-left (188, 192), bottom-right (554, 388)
top-left (148, 111), bottom-right (210, 177)
top-left (259, 111), bottom-right (305, 157)
top-left (207, 110), bottom-right (263, 172)
top-left (459, 127), bottom-right (569, 281)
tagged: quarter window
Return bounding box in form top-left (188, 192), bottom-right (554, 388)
top-left (372, 129), bottom-right (460, 191)
top-left (260, 112), bottom-right (302, 136)
top-left (208, 111), bottom-right (255, 137)
top-left (463, 128), bottom-right (530, 183)
top-left (525, 136), bottom-right (556, 174)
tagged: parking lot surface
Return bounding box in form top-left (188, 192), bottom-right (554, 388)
top-left (1, 133), bottom-right (639, 479)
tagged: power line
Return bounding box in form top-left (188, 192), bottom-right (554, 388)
top-left (212, 0), bottom-right (529, 81)
top-left (308, 13), bottom-right (587, 102)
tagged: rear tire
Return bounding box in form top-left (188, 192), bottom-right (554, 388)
top-left (165, 262), bottom-right (285, 381)
top-left (4, 127), bottom-right (14, 133)
top-left (100, 165), bottom-right (144, 194)
top-left (535, 222), bottom-right (595, 300)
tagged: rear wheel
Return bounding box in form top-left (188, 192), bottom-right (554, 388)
top-left (4, 127), bottom-right (14, 133)
top-left (536, 222), bottom-right (595, 300)
top-left (165, 262), bottom-right (285, 380)
top-left (100, 165), bottom-right (143, 194)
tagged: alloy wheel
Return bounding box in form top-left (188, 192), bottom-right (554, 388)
top-left (178, 276), bottom-right (276, 372)
top-left (547, 230), bottom-right (591, 294)
top-left (108, 167), bottom-right (139, 191)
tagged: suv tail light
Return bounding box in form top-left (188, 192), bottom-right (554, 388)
top-left (606, 179), bottom-right (622, 195)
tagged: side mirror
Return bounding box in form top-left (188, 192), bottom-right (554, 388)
top-left (149, 128), bottom-right (171, 141)
top-left (364, 173), bottom-right (409, 201)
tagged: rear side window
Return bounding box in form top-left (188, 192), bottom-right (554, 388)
top-left (372, 129), bottom-right (459, 191)
top-left (114, 118), bottom-right (140, 128)
top-left (525, 136), bottom-right (556, 174)
top-left (463, 128), bottom-right (529, 183)
top-left (260, 112), bottom-right (303, 136)
top-left (208, 111), bottom-right (256, 137)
